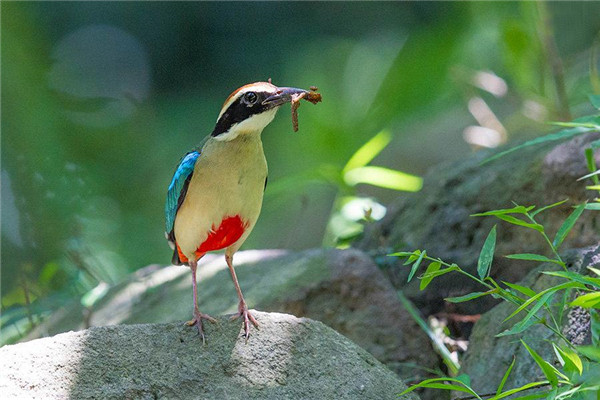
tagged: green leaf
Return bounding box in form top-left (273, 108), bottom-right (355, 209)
top-left (495, 214), bottom-right (544, 232)
top-left (497, 291), bottom-right (554, 337)
top-left (492, 380), bottom-right (551, 399)
top-left (482, 126), bottom-right (593, 164)
top-left (570, 292), bottom-right (600, 309)
top-left (420, 265), bottom-right (460, 281)
top-left (388, 251), bottom-right (418, 258)
top-left (471, 205), bottom-right (535, 216)
top-left (477, 225), bottom-right (496, 279)
top-left (398, 377), bottom-right (480, 397)
top-left (590, 94), bottom-right (600, 110)
top-left (343, 166), bottom-right (422, 191)
top-left (503, 281), bottom-right (537, 298)
top-left (505, 253), bottom-right (563, 265)
top-left (521, 340), bottom-right (558, 388)
top-left (505, 281), bottom-right (584, 322)
top-left (553, 203), bottom-right (586, 248)
top-left (553, 343), bottom-right (583, 375)
top-left (420, 261), bottom-right (441, 290)
top-left (542, 271), bottom-right (600, 289)
top-left (585, 148), bottom-right (599, 186)
top-left (496, 357), bottom-right (516, 395)
top-left (576, 345), bottom-right (600, 362)
top-left (584, 203), bottom-right (600, 210)
top-left (586, 185), bottom-right (600, 190)
top-left (530, 199), bottom-right (568, 217)
top-left (343, 130), bottom-right (392, 173)
top-left (407, 250), bottom-right (426, 282)
top-left (445, 290), bottom-right (494, 303)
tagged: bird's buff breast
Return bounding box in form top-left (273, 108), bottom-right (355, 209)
top-left (174, 137), bottom-right (267, 261)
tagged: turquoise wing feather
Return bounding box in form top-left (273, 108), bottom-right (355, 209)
top-left (165, 151), bottom-right (200, 239)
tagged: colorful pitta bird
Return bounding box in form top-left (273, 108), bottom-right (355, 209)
top-left (165, 81), bottom-right (319, 342)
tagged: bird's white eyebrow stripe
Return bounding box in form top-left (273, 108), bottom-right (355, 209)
top-left (218, 82), bottom-right (277, 120)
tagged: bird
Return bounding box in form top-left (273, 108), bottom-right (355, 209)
top-left (165, 81), bottom-right (316, 342)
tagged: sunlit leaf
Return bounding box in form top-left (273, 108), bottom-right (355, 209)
top-left (553, 343), bottom-right (583, 375)
top-left (398, 376), bottom-right (480, 397)
top-left (553, 203), bottom-right (586, 249)
top-left (478, 225), bottom-right (496, 279)
top-left (343, 166), bottom-right (422, 191)
top-left (521, 340), bottom-right (558, 388)
top-left (578, 170), bottom-right (600, 181)
top-left (570, 292), bottom-right (600, 309)
top-left (342, 130), bottom-right (392, 173)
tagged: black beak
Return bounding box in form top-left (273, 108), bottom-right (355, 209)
top-left (262, 87), bottom-right (309, 108)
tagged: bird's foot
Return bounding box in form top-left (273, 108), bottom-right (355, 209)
top-left (230, 301), bottom-right (259, 341)
top-left (186, 310), bottom-right (217, 344)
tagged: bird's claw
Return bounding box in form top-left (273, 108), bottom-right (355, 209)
top-left (230, 302), bottom-right (259, 341)
top-left (186, 310), bottom-right (217, 344)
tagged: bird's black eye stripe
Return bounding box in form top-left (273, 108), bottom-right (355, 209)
top-left (243, 91), bottom-right (258, 105)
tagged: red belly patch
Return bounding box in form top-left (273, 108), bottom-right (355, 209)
top-left (177, 215), bottom-right (247, 263)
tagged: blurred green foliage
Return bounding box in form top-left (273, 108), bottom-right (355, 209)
top-left (2, 2), bottom-right (600, 344)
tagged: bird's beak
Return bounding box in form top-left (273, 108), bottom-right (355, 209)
top-left (262, 87), bottom-right (309, 108)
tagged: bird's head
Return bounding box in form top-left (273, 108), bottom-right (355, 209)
top-left (211, 81), bottom-right (309, 141)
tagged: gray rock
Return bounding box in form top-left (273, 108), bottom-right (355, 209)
top-left (0, 312), bottom-right (418, 400)
top-left (460, 245), bottom-right (599, 395)
top-left (355, 133), bottom-right (600, 315)
top-left (23, 248), bottom-right (438, 383)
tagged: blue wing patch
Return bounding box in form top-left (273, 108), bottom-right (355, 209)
top-left (165, 151), bottom-right (200, 237)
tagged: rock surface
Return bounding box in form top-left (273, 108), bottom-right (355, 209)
top-left (0, 312), bottom-right (418, 400)
top-left (356, 133), bottom-right (600, 315)
top-left (460, 245), bottom-right (599, 394)
top-left (23, 248), bottom-right (438, 382)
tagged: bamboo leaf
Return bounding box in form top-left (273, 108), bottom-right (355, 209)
top-left (420, 261), bottom-right (441, 290)
top-left (503, 281), bottom-right (537, 298)
top-left (471, 205), bottom-right (535, 216)
top-left (584, 203), bottom-right (600, 210)
top-left (505, 253), bottom-right (563, 265)
top-left (496, 357), bottom-right (516, 395)
top-left (482, 126), bottom-right (593, 164)
top-left (553, 343), bottom-right (583, 375)
top-left (570, 292), bottom-right (600, 309)
top-left (495, 214), bottom-right (544, 232)
top-left (553, 203), bottom-right (586, 249)
top-left (521, 340), bottom-right (558, 388)
top-left (343, 166), bottom-right (422, 191)
top-left (445, 290), bottom-right (494, 303)
top-left (577, 345), bottom-right (600, 362)
top-left (530, 199), bottom-right (568, 216)
top-left (478, 225), bottom-right (496, 279)
top-left (343, 130), bottom-right (392, 173)
top-left (407, 250), bottom-right (426, 282)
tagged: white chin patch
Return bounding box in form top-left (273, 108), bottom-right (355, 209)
top-left (214, 108), bottom-right (278, 141)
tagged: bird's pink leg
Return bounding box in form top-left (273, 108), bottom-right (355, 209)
top-left (225, 254), bottom-right (259, 340)
top-left (186, 259), bottom-right (216, 343)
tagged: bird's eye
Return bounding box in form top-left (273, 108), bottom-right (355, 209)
top-left (244, 92), bottom-right (258, 105)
